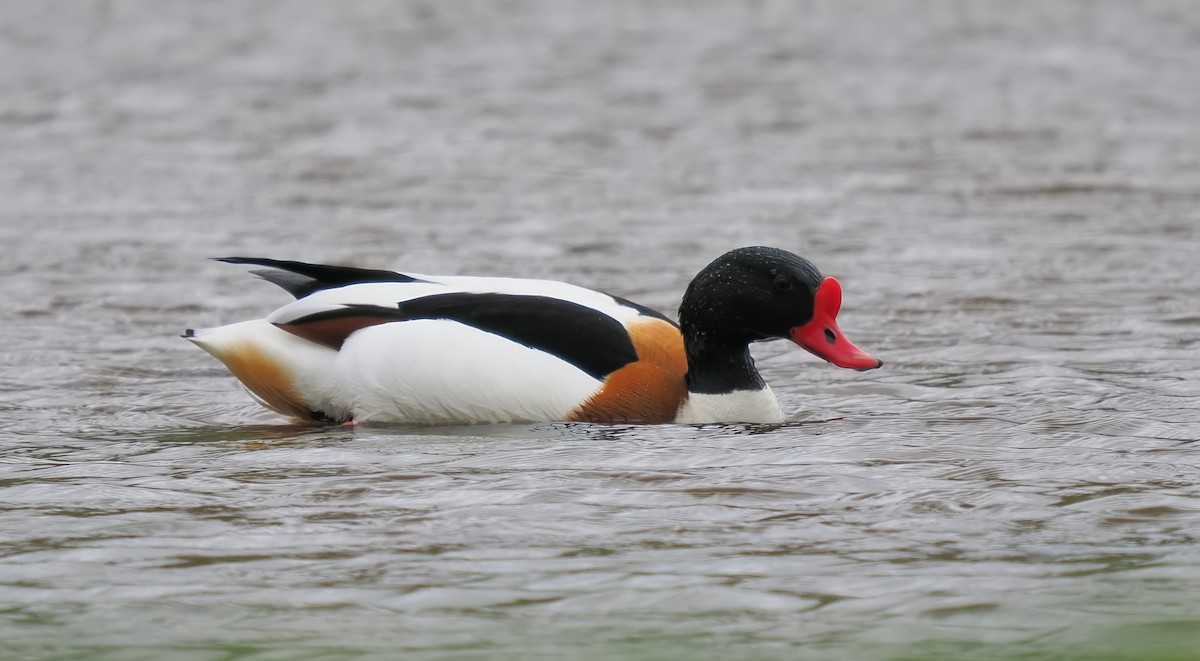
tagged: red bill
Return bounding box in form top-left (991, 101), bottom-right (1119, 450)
top-left (789, 277), bottom-right (883, 371)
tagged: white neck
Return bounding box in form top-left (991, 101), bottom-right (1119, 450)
top-left (672, 387), bottom-right (784, 424)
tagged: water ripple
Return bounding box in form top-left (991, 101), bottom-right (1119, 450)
top-left (4, 1), bottom-right (1200, 658)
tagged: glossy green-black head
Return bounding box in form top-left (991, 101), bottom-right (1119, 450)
top-left (680, 246), bottom-right (882, 371)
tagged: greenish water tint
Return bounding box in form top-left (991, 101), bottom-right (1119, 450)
top-left (2, 0), bottom-right (1200, 659)
top-left (7, 621), bottom-right (1200, 660)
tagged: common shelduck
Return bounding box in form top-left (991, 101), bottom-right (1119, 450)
top-left (184, 246), bottom-right (882, 425)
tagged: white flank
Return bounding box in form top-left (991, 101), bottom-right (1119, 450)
top-left (673, 387), bottom-right (784, 424)
top-left (336, 319), bottom-right (603, 424)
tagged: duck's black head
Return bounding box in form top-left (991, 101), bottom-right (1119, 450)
top-left (679, 246), bottom-right (881, 393)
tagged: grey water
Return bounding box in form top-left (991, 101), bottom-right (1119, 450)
top-left (2, 1), bottom-right (1199, 659)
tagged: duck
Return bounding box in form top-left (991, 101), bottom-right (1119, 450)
top-left (184, 246), bottom-right (882, 425)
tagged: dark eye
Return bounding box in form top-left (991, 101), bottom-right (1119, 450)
top-left (773, 275), bottom-right (794, 291)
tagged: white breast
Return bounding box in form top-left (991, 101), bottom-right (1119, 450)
top-left (672, 387), bottom-right (784, 424)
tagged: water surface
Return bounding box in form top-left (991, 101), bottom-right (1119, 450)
top-left (2, 1), bottom-right (1199, 659)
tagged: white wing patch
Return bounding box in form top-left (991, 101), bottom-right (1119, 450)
top-left (266, 276), bottom-right (643, 327)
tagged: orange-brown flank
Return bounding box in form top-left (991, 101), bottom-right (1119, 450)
top-left (567, 318), bottom-right (688, 423)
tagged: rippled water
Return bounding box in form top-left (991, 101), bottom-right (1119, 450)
top-left (3, 1), bottom-right (1200, 659)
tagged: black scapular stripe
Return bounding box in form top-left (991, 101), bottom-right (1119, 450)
top-left (290, 293), bottom-right (640, 380)
top-left (216, 257), bottom-right (425, 299)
